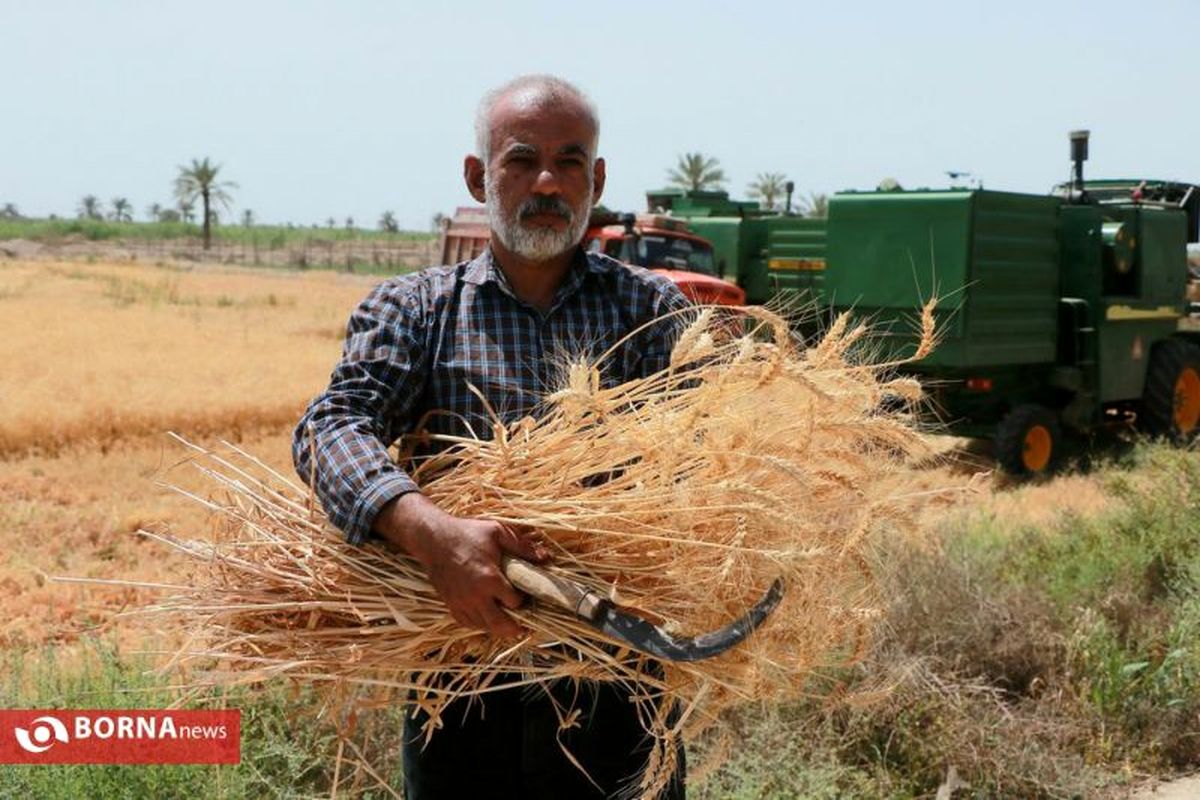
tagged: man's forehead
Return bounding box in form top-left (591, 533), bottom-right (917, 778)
top-left (488, 93), bottom-right (596, 150)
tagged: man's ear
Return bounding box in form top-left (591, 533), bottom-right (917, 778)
top-left (464, 155), bottom-right (486, 203)
top-left (592, 157), bottom-right (606, 204)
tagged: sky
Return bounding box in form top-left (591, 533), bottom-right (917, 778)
top-left (4, 0), bottom-right (1198, 231)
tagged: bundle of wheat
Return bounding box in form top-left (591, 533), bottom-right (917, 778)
top-left (129, 302), bottom-right (938, 798)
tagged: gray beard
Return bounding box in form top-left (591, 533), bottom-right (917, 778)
top-left (485, 173), bottom-right (592, 261)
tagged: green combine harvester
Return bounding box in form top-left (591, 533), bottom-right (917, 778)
top-left (655, 132), bottom-right (1200, 474)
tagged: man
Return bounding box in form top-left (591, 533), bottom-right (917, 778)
top-left (294, 74), bottom-right (689, 798)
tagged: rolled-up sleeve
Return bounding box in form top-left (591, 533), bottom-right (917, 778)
top-left (293, 277), bottom-right (428, 544)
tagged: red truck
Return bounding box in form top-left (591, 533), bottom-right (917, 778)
top-left (439, 207), bottom-right (745, 306)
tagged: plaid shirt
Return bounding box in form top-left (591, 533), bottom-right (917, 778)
top-left (293, 247), bottom-right (691, 544)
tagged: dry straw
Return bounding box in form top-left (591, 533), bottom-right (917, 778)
top-left (126, 301), bottom-right (939, 798)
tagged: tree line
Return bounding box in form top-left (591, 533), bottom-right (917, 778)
top-left (3, 158), bottom-right (414, 249)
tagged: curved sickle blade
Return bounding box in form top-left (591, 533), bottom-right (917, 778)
top-left (590, 578), bottom-right (785, 662)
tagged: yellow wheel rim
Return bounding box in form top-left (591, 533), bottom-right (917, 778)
top-left (1173, 367), bottom-right (1200, 434)
top-left (1022, 425), bottom-right (1053, 472)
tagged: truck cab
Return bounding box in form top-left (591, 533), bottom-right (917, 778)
top-left (584, 212), bottom-right (745, 306)
top-left (439, 207), bottom-right (745, 306)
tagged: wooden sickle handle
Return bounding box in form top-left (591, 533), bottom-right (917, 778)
top-left (501, 556), bottom-right (605, 621)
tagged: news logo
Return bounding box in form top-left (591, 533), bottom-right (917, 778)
top-left (13, 716), bottom-right (69, 753)
top-left (0, 710), bottom-right (240, 764)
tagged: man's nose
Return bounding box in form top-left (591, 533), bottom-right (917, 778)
top-left (531, 166), bottom-right (561, 194)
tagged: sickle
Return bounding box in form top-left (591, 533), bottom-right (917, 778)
top-left (501, 556), bottom-right (784, 662)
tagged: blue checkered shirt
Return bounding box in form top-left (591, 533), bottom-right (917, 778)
top-left (293, 247), bottom-right (691, 544)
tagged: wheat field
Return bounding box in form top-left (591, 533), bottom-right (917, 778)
top-left (0, 258), bottom-right (380, 646)
top-left (0, 259), bottom-right (374, 458)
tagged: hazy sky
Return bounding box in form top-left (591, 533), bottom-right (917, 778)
top-left (4, 1), bottom-right (1198, 231)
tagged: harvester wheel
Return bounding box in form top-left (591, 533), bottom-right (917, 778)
top-left (1141, 338), bottom-right (1200, 442)
top-left (995, 404), bottom-right (1061, 476)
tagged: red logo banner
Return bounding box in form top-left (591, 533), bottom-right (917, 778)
top-left (0, 710), bottom-right (240, 764)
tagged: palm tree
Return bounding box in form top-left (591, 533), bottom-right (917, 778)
top-left (326, 217), bottom-right (336, 229)
top-left (146, 202), bottom-right (163, 222)
top-left (110, 197), bottom-right (133, 223)
top-left (242, 209), bottom-right (255, 227)
top-left (78, 195), bottom-right (103, 220)
top-left (431, 211), bottom-right (446, 233)
top-left (344, 216), bottom-right (354, 230)
top-left (378, 211), bottom-right (399, 233)
top-left (746, 173), bottom-right (789, 211)
top-left (666, 153), bottom-right (726, 192)
top-left (801, 192), bottom-right (829, 219)
top-left (174, 157), bottom-right (237, 250)
top-left (178, 199), bottom-right (195, 224)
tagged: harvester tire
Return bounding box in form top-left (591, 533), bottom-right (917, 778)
top-left (1141, 338), bottom-right (1200, 442)
top-left (995, 404), bottom-right (1061, 476)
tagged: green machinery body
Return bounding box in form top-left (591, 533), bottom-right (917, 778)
top-left (646, 188), bottom-right (828, 304)
top-left (655, 177), bottom-right (1200, 450)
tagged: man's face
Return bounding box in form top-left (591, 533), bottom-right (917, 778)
top-left (467, 93), bottom-right (605, 262)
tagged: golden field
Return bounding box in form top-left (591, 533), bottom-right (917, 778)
top-left (0, 258), bottom-right (380, 646)
top-left (0, 259), bottom-right (376, 458)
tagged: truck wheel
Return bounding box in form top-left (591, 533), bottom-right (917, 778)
top-left (995, 404), bottom-right (1061, 475)
top-left (1141, 338), bottom-right (1200, 441)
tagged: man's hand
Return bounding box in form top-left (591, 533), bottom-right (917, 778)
top-left (374, 492), bottom-right (547, 638)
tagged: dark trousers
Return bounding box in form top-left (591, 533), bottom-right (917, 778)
top-left (402, 678), bottom-right (685, 799)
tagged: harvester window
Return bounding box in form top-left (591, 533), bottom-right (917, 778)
top-left (1101, 222), bottom-right (1138, 296)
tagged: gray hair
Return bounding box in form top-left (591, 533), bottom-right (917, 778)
top-left (474, 74), bottom-right (600, 163)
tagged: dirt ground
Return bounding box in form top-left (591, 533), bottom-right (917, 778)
top-left (1134, 775), bottom-right (1200, 799)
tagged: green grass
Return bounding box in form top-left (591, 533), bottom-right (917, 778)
top-left (0, 642), bottom-right (407, 799)
top-left (0, 217), bottom-right (434, 245)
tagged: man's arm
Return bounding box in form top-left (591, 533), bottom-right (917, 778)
top-left (292, 278), bottom-right (427, 544)
top-left (293, 276), bottom-right (545, 637)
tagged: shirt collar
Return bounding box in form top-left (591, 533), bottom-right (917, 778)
top-left (462, 246), bottom-right (615, 298)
